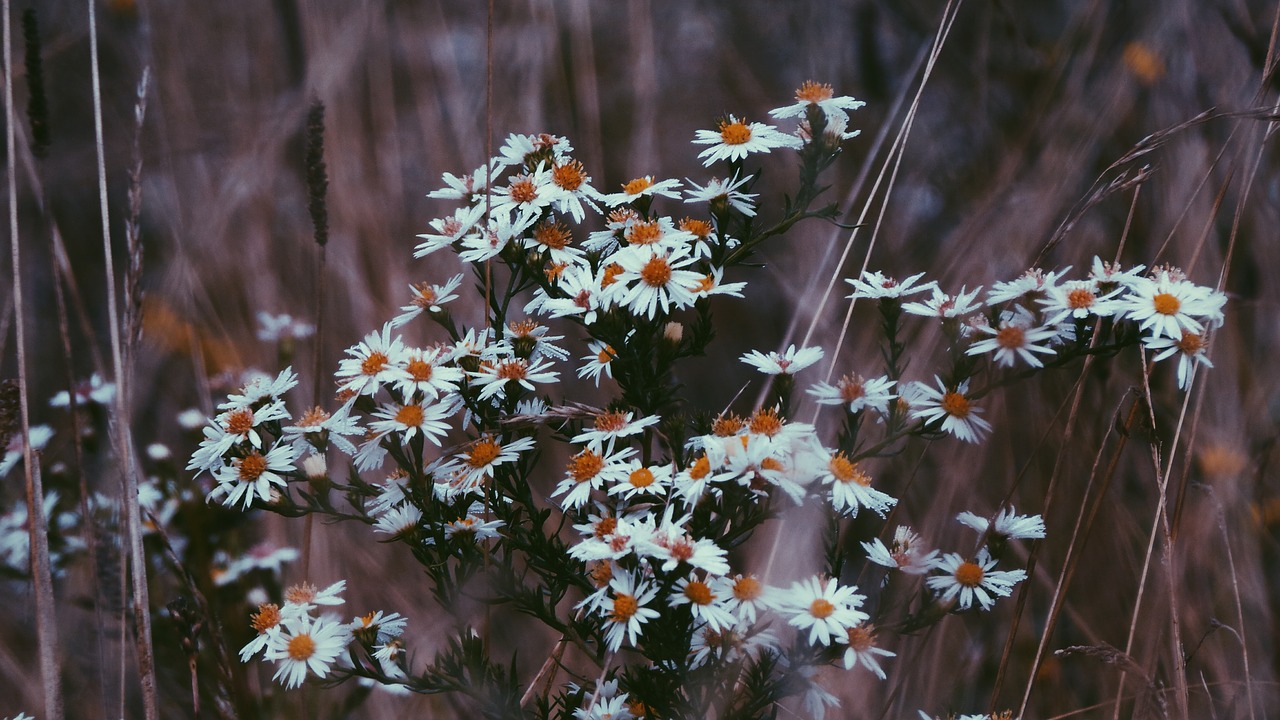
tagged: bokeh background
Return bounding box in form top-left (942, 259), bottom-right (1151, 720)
top-left (4, 0), bottom-right (1280, 717)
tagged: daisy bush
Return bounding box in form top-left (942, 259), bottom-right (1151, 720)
top-left (157, 81), bottom-right (1227, 720)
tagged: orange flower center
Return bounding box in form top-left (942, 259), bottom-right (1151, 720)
top-left (846, 624), bottom-right (874, 651)
top-left (466, 438), bottom-right (502, 468)
top-left (394, 404), bottom-right (425, 427)
top-left (568, 450), bottom-right (605, 483)
top-left (940, 391), bottom-right (970, 418)
top-left (719, 120), bottom-right (752, 145)
top-left (601, 263), bottom-right (625, 288)
top-left (411, 283), bottom-right (439, 308)
top-left (238, 453), bottom-right (268, 481)
top-left (688, 455), bottom-right (711, 481)
top-left (684, 581), bottom-right (713, 606)
top-left (406, 359), bottom-right (434, 382)
top-left (361, 352), bottom-right (389, 376)
top-left (496, 360), bottom-right (528, 381)
top-left (1152, 292), bottom-right (1181, 315)
top-left (612, 594), bottom-right (638, 621)
top-left (748, 408), bottom-right (783, 437)
top-left (551, 160), bottom-right (586, 191)
top-left (733, 576), bottom-right (763, 601)
top-left (594, 411), bottom-right (628, 433)
top-left (622, 177), bottom-right (653, 195)
top-left (712, 414), bottom-right (744, 437)
top-left (629, 467), bottom-right (655, 488)
top-left (954, 561), bottom-right (985, 587)
top-left (597, 345), bottom-right (615, 364)
top-left (250, 603), bottom-right (281, 633)
top-left (828, 454), bottom-right (871, 486)
top-left (1066, 288), bottom-right (1095, 309)
top-left (1176, 332), bottom-right (1205, 354)
top-left (589, 561), bottom-right (613, 588)
top-left (593, 516), bottom-right (618, 538)
top-left (795, 80), bottom-right (834, 103)
top-left (533, 221), bottom-right (572, 250)
top-left (694, 274), bottom-right (716, 293)
top-left (225, 409), bottom-right (255, 435)
top-left (284, 582), bottom-right (316, 605)
top-left (809, 598), bottom-right (835, 619)
top-left (680, 218), bottom-right (712, 238)
top-left (508, 177), bottom-right (537, 203)
top-left (995, 325), bottom-right (1026, 349)
top-left (640, 256), bottom-right (673, 287)
top-left (839, 376), bottom-right (866, 402)
top-left (627, 221), bottom-right (662, 245)
top-left (297, 406), bottom-right (329, 428)
top-left (287, 633), bottom-right (316, 661)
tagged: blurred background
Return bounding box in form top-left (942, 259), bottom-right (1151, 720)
top-left (3, 0), bottom-right (1280, 717)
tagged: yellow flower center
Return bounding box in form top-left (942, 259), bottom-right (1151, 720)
top-left (954, 561), bottom-right (985, 587)
top-left (719, 120), bottom-right (752, 145)
top-left (1152, 292), bottom-right (1181, 315)
top-left (287, 633), bottom-right (316, 661)
top-left (940, 391), bottom-right (971, 418)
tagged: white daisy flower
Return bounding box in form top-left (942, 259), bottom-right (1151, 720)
top-left (443, 512), bottom-right (506, 542)
top-left (393, 347), bottom-right (464, 403)
top-left (927, 548), bottom-right (1027, 611)
top-left (683, 174), bottom-right (758, 217)
top-left (503, 318), bottom-right (569, 362)
top-left (602, 175), bottom-right (683, 207)
top-left (600, 569), bottom-right (661, 652)
top-left (638, 509), bottom-right (730, 576)
top-left (496, 132), bottom-right (573, 168)
top-left (846, 270), bottom-right (935, 300)
top-left (712, 573), bottom-right (778, 624)
top-left (547, 159), bottom-right (602, 223)
top-left (469, 357), bottom-right (560, 402)
top-left (839, 623), bottom-right (895, 679)
top-left (740, 344), bottom-right (825, 376)
top-left (576, 340), bottom-right (616, 386)
top-left (367, 399), bottom-right (456, 447)
top-left (390, 275), bottom-right (464, 328)
top-left (966, 306), bottom-right (1059, 368)
top-left (265, 613), bottom-right (353, 689)
top-left (1121, 269), bottom-right (1226, 340)
top-left (522, 219), bottom-right (585, 267)
top-left (671, 574), bottom-right (737, 632)
top-left (415, 203), bottom-right (487, 257)
top-left (336, 324), bottom-right (411, 398)
top-left (902, 285), bottom-right (984, 319)
top-left (783, 575), bottom-right (869, 647)
top-left (210, 442), bottom-right (297, 510)
top-left (280, 580), bottom-right (347, 620)
top-left (487, 163), bottom-right (566, 218)
top-left (607, 244), bottom-right (702, 319)
top-left (861, 526), bottom-right (937, 575)
top-left (350, 610), bottom-right (408, 644)
top-left (689, 266), bottom-right (747, 299)
top-left (1144, 330), bottom-right (1213, 390)
top-left (818, 451), bottom-right (896, 518)
top-left (241, 602), bottom-right (285, 662)
top-left (986, 267), bottom-right (1070, 306)
top-left (458, 207), bottom-right (540, 264)
top-left (438, 435), bottom-right (536, 494)
top-left (692, 114), bottom-right (802, 166)
top-left (281, 404), bottom-right (362, 457)
top-left (552, 446), bottom-right (637, 510)
top-left (807, 373), bottom-right (896, 415)
top-left (1089, 256), bottom-right (1147, 292)
top-left (909, 377), bottom-right (992, 444)
top-left (372, 503), bottom-right (422, 539)
top-left (1038, 278), bottom-right (1123, 327)
top-left (770, 81), bottom-right (866, 124)
top-left (571, 410), bottom-right (661, 452)
top-left (427, 160), bottom-right (502, 202)
top-left (539, 265), bottom-right (606, 326)
top-left (609, 461), bottom-right (673, 502)
top-left (956, 506), bottom-right (1046, 541)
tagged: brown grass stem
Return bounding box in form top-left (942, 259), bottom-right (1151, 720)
top-left (87, 0), bottom-right (159, 716)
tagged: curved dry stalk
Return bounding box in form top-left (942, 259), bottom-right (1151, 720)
top-left (3, 2), bottom-right (62, 716)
